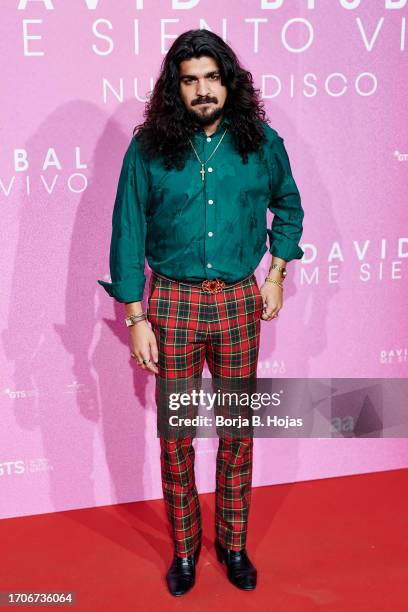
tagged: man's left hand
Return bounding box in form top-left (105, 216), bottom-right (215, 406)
top-left (259, 283), bottom-right (283, 321)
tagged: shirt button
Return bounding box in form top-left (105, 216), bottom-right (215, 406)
top-left (206, 137), bottom-right (212, 142)
top-left (208, 231), bottom-right (213, 237)
top-left (208, 199), bottom-right (214, 205)
top-left (207, 167), bottom-right (213, 172)
top-left (207, 262), bottom-right (212, 268)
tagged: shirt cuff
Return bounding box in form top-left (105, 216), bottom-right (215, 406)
top-left (267, 233), bottom-right (304, 262)
top-left (97, 278), bottom-right (145, 303)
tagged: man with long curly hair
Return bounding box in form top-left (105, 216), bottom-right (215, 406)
top-left (98, 29), bottom-right (304, 596)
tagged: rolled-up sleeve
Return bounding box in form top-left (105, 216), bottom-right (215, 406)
top-left (97, 135), bottom-right (149, 303)
top-left (266, 135), bottom-right (304, 261)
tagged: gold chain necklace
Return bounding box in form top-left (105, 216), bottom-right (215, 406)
top-left (188, 127), bottom-right (229, 182)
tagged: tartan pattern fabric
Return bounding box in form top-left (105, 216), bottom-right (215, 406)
top-left (148, 271), bottom-right (263, 556)
top-left (147, 271), bottom-right (264, 379)
top-left (215, 436), bottom-right (253, 550)
top-left (160, 436), bottom-right (202, 557)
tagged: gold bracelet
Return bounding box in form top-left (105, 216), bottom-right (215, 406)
top-left (265, 277), bottom-right (284, 289)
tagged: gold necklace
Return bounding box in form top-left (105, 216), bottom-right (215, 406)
top-left (188, 127), bottom-right (229, 182)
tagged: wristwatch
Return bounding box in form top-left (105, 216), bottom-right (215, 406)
top-left (269, 264), bottom-right (287, 278)
top-left (124, 312), bottom-right (147, 327)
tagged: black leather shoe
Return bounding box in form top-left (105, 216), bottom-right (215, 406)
top-left (165, 542), bottom-right (201, 596)
top-left (214, 539), bottom-right (257, 590)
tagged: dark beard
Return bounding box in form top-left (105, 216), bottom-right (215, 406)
top-left (186, 105), bottom-right (224, 127)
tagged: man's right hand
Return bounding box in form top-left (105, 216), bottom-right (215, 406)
top-left (129, 321), bottom-right (159, 374)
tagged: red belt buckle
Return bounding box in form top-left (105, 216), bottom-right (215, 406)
top-left (201, 278), bottom-right (226, 294)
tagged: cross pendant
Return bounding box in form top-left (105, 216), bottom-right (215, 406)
top-left (200, 165), bottom-right (205, 181)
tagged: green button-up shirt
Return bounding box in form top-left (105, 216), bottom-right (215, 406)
top-left (97, 115), bottom-right (304, 303)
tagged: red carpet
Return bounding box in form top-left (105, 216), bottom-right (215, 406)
top-left (2, 468), bottom-right (407, 611)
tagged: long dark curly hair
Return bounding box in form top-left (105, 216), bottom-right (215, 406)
top-left (133, 29), bottom-right (268, 170)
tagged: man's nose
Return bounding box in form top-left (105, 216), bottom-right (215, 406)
top-left (196, 79), bottom-right (210, 97)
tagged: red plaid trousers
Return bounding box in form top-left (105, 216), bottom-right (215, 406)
top-left (147, 270), bottom-right (264, 557)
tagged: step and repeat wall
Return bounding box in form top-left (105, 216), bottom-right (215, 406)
top-left (1, 0), bottom-right (407, 519)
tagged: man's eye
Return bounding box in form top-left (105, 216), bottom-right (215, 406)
top-left (210, 74), bottom-right (220, 80)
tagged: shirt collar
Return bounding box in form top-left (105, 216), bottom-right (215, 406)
top-left (192, 114), bottom-right (231, 138)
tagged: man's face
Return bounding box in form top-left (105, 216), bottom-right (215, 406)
top-left (179, 55), bottom-right (228, 127)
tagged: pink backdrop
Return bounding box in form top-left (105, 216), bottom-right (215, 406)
top-left (1, 1), bottom-right (407, 520)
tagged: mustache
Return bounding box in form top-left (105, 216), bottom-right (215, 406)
top-left (192, 98), bottom-right (217, 105)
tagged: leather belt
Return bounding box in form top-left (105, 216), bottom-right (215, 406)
top-left (200, 279), bottom-right (226, 294)
top-left (152, 271), bottom-right (253, 294)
